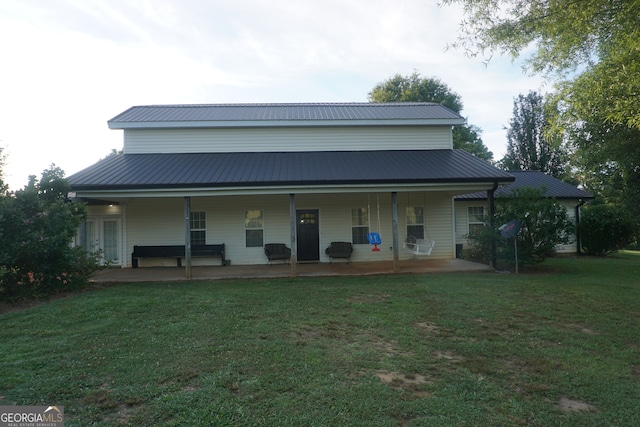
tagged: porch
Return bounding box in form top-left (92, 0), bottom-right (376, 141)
top-left (90, 258), bottom-right (492, 283)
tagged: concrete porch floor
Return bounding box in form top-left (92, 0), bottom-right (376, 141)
top-left (90, 258), bottom-right (492, 283)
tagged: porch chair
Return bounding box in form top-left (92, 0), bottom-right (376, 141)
top-left (264, 243), bottom-right (291, 265)
top-left (325, 241), bottom-right (353, 263)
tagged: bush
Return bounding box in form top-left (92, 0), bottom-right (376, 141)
top-left (578, 204), bottom-right (635, 256)
top-left (0, 166), bottom-right (101, 301)
top-left (464, 187), bottom-right (574, 269)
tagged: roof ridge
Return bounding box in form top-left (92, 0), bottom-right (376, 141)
top-left (128, 102), bottom-right (443, 109)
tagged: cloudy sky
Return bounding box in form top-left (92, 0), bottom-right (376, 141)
top-left (0, 0), bottom-right (545, 191)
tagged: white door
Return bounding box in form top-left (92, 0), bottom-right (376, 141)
top-left (85, 217), bottom-right (121, 265)
top-left (101, 218), bottom-right (120, 264)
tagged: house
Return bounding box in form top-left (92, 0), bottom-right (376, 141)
top-left (454, 171), bottom-right (594, 254)
top-left (68, 103), bottom-right (514, 274)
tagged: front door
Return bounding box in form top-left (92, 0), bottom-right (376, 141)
top-left (297, 210), bottom-right (319, 262)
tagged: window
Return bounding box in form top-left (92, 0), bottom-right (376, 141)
top-left (406, 207), bottom-right (425, 239)
top-left (351, 207), bottom-right (369, 244)
top-left (245, 210), bottom-right (264, 247)
top-left (468, 206), bottom-right (485, 236)
top-left (190, 211), bottom-right (206, 245)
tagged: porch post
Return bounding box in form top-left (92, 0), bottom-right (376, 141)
top-left (488, 183), bottom-right (498, 270)
top-left (184, 196), bottom-right (192, 279)
top-left (79, 219), bottom-right (87, 251)
top-left (392, 192), bottom-right (400, 273)
top-left (75, 197), bottom-right (87, 251)
top-left (290, 194), bottom-right (297, 276)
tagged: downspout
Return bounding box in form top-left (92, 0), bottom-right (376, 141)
top-left (575, 199), bottom-right (586, 255)
top-left (488, 182), bottom-right (498, 270)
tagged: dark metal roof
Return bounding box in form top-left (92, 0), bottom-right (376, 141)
top-left (108, 103), bottom-right (464, 128)
top-left (68, 150), bottom-right (514, 191)
top-left (455, 171), bottom-right (593, 200)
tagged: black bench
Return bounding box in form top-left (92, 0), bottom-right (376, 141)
top-left (132, 244), bottom-right (225, 268)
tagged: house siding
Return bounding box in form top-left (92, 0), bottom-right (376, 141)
top-left (122, 126), bottom-right (453, 154)
top-left (114, 191), bottom-right (456, 267)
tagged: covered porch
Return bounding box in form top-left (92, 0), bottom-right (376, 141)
top-left (90, 258), bottom-right (492, 283)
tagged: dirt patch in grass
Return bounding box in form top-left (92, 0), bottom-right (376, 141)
top-left (415, 322), bottom-right (439, 333)
top-left (373, 371), bottom-right (432, 393)
top-left (435, 350), bottom-right (463, 362)
top-left (348, 293), bottom-right (391, 304)
top-left (556, 396), bottom-right (598, 413)
top-left (561, 323), bottom-right (599, 335)
top-left (363, 335), bottom-right (414, 358)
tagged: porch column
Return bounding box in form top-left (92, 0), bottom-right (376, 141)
top-left (290, 194), bottom-right (297, 276)
top-left (184, 196), bottom-right (192, 279)
top-left (488, 183), bottom-right (498, 270)
top-left (75, 197), bottom-right (87, 251)
top-left (392, 192), bottom-right (400, 273)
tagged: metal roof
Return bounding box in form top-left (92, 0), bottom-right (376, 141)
top-left (68, 150), bottom-right (514, 191)
top-left (108, 103), bottom-right (465, 129)
top-left (455, 171), bottom-right (593, 200)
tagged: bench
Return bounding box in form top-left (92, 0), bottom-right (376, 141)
top-left (131, 244), bottom-right (225, 268)
top-left (325, 241), bottom-right (353, 263)
top-left (264, 243), bottom-right (291, 265)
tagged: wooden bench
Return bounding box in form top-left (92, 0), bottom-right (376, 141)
top-left (131, 244), bottom-right (225, 268)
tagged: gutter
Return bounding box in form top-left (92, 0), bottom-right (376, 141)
top-left (488, 181), bottom-right (499, 269)
top-left (575, 198), bottom-right (587, 255)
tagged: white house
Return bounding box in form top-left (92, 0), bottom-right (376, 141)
top-left (68, 103), bottom-right (514, 273)
top-left (454, 171), bottom-right (594, 255)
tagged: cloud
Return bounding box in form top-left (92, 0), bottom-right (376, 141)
top-left (0, 0), bottom-right (546, 190)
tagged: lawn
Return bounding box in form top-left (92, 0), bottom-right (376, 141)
top-left (1, 253), bottom-right (639, 426)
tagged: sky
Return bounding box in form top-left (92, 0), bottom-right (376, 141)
top-left (0, 0), bottom-right (546, 191)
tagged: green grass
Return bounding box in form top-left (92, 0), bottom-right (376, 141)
top-left (1, 253), bottom-right (640, 426)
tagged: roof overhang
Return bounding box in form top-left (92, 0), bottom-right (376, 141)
top-left (71, 181), bottom-right (506, 201)
top-left (68, 150), bottom-right (514, 200)
top-left (109, 118), bottom-right (465, 129)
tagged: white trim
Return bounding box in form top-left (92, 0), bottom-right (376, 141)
top-left (74, 182), bottom-right (508, 200)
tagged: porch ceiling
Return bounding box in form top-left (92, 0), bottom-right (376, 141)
top-left (69, 149), bottom-right (514, 197)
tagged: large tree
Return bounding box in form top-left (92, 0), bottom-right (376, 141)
top-left (500, 91), bottom-right (568, 178)
top-left (368, 72), bottom-right (493, 161)
top-left (441, 0), bottom-right (640, 130)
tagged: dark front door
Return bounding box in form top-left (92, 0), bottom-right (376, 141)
top-left (297, 210), bottom-right (320, 262)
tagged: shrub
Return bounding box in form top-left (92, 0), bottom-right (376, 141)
top-left (464, 187), bottom-right (574, 269)
top-left (0, 166), bottom-right (101, 301)
top-left (578, 204), bottom-right (635, 256)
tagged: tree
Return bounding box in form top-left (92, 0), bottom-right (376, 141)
top-left (0, 164), bottom-right (100, 301)
top-left (561, 113), bottom-right (640, 242)
top-left (500, 91), bottom-right (568, 177)
top-left (464, 187), bottom-right (574, 268)
top-left (578, 204), bottom-right (635, 256)
top-left (0, 146), bottom-right (7, 196)
top-left (369, 72), bottom-right (493, 161)
top-left (441, 0), bottom-right (640, 130)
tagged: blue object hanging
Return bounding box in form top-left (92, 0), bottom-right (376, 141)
top-left (367, 232), bottom-right (382, 245)
top-left (367, 232), bottom-right (382, 251)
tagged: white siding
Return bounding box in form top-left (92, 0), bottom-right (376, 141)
top-left (123, 126), bottom-right (453, 154)
top-left (454, 201), bottom-right (486, 248)
top-left (119, 192), bottom-right (457, 266)
top-left (556, 201), bottom-right (579, 253)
